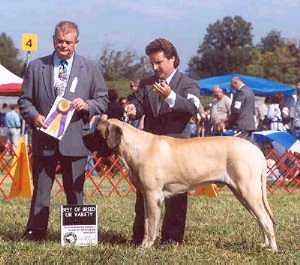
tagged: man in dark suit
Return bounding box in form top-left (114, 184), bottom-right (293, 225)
top-left (228, 76), bottom-right (255, 139)
top-left (18, 21), bottom-right (108, 240)
top-left (125, 38), bottom-right (201, 246)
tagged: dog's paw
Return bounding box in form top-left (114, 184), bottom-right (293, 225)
top-left (259, 242), bottom-right (278, 253)
top-left (259, 242), bottom-right (269, 249)
top-left (141, 240), bottom-right (154, 249)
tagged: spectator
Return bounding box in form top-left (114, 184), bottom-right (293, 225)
top-left (282, 87), bottom-right (297, 115)
top-left (210, 85), bottom-right (231, 135)
top-left (266, 94), bottom-right (285, 131)
top-left (127, 80), bottom-right (140, 100)
top-left (187, 116), bottom-right (199, 137)
top-left (119, 97), bottom-right (128, 107)
top-left (199, 105), bottom-right (212, 136)
top-left (0, 103), bottom-right (8, 127)
top-left (255, 96), bottom-right (268, 130)
top-left (281, 106), bottom-right (291, 131)
top-left (4, 104), bottom-right (21, 150)
top-left (127, 80), bottom-right (144, 128)
top-left (228, 76), bottom-right (255, 140)
top-left (290, 85), bottom-right (300, 139)
top-left (258, 96), bottom-right (272, 130)
top-left (119, 97), bottom-right (129, 122)
top-left (106, 89), bottom-right (124, 120)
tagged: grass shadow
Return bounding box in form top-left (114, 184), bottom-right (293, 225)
top-left (99, 230), bottom-right (128, 245)
top-left (0, 228), bottom-right (20, 241)
top-left (0, 229), bottom-right (129, 246)
top-left (214, 238), bottom-right (263, 254)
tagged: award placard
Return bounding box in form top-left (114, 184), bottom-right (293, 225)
top-left (61, 205), bottom-right (98, 246)
top-left (40, 96), bottom-right (75, 140)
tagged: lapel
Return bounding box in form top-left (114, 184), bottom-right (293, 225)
top-left (145, 76), bottom-right (161, 117)
top-left (64, 53), bottom-right (82, 100)
top-left (148, 84), bottom-right (161, 117)
top-left (41, 55), bottom-right (55, 100)
top-left (168, 70), bottom-right (181, 92)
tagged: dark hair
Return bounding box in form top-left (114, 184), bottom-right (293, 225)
top-left (108, 89), bottom-right (119, 102)
top-left (9, 104), bottom-right (17, 110)
top-left (271, 93), bottom-right (283, 104)
top-left (145, 38), bottom-right (180, 68)
top-left (264, 96), bottom-right (272, 104)
top-left (204, 105), bottom-right (210, 111)
top-left (54, 21), bottom-right (79, 39)
top-left (119, 97), bottom-right (128, 105)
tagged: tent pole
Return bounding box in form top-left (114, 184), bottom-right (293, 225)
top-left (22, 51), bottom-right (31, 77)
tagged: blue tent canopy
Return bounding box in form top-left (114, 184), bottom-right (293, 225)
top-left (198, 74), bottom-right (296, 96)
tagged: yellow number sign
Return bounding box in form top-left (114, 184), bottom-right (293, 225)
top-left (22, 33), bottom-right (38, 52)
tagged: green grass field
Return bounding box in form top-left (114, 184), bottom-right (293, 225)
top-left (0, 188), bottom-right (299, 265)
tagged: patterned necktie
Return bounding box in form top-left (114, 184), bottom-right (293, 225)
top-left (55, 60), bottom-right (68, 97)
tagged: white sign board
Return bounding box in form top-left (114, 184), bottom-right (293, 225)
top-left (61, 205), bottom-right (98, 246)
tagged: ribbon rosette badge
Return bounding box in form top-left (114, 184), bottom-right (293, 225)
top-left (45, 98), bottom-right (72, 138)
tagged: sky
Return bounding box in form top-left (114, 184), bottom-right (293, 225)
top-left (1, 0), bottom-right (300, 71)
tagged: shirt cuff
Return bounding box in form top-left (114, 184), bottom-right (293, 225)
top-left (164, 90), bottom-right (176, 108)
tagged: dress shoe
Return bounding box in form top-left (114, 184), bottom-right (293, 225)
top-left (160, 239), bottom-right (181, 248)
top-left (130, 239), bottom-right (143, 247)
top-left (21, 229), bottom-right (47, 241)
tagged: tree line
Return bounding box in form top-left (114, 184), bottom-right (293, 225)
top-left (187, 16), bottom-right (300, 85)
top-left (1, 16), bottom-right (300, 85)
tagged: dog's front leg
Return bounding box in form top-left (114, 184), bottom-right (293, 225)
top-left (141, 190), bottom-right (163, 248)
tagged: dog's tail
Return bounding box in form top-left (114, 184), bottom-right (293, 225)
top-left (261, 164), bottom-right (276, 225)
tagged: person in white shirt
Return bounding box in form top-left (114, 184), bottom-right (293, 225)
top-left (210, 86), bottom-right (231, 135)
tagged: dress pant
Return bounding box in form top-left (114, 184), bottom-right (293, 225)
top-left (26, 153), bottom-right (87, 232)
top-left (132, 190), bottom-right (188, 243)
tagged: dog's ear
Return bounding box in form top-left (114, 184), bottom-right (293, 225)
top-left (107, 124), bottom-right (122, 150)
top-left (96, 120), bottom-right (109, 139)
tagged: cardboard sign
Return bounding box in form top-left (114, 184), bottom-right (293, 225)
top-left (22, 33), bottom-right (38, 52)
top-left (61, 205), bottom-right (98, 246)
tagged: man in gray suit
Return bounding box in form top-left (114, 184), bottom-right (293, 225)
top-left (228, 76), bottom-right (255, 139)
top-left (125, 38), bottom-right (201, 246)
top-left (18, 21), bottom-right (108, 240)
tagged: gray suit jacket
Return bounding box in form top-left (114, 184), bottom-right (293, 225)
top-left (229, 85), bottom-right (255, 131)
top-left (130, 70), bottom-right (200, 138)
top-left (18, 53), bottom-right (108, 157)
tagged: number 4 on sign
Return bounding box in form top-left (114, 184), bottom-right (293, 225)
top-left (26, 39), bottom-right (32, 48)
top-left (22, 33), bottom-right (38, 52)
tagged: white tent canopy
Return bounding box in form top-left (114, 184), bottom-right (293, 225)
top-left (0, 64), bottom-right (23, 84)
top-left (0, 64), bottom-right (22, 95)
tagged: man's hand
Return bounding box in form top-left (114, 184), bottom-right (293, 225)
top-left (33, 114), bottom-right (47, 129)
top-left (153, 81), bottom-right (171, 98)
top-left (125, 103), bottom-right (137, 117)
top-left (72, 98), bottom-right (89, 111)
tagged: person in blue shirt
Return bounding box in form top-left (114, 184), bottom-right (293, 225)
top-left (4, 104), bottom-right (21, 150)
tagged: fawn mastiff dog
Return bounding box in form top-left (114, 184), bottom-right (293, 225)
top-left (92, 118), bottom-right (277, 251)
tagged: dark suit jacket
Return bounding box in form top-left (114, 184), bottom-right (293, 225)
top-left (18, 53), bottom-right (108, 157)
top-left (130, 70), bottom-right (200, 138)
